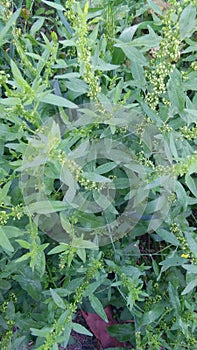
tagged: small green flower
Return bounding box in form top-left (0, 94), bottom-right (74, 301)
top-left (0, 211), bottom-right (8, 225)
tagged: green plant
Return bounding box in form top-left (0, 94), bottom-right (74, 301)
top-left (0, 1), bottom-right (197, 349)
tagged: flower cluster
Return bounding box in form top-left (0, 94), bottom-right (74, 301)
top-left (191, 61), bottom-right (197, 71)
top-left (120, 273), bottom-right (145, 310)
top-left (11, 204), bottom-right (24, 220)
top-left (0, 294), bottom-right (17, 350)
top-left (4, 104), bottom-right (39, 128)
top-left (59, 244), bottom-right (77, 269)
top-left (146, 2), bottom-right (181, 110)
top-left (0, 211), bottom-right (8, 225)
top-left (172, 152), bottom-right (197, 177)
top-left (40, 257), bottom-right (103, 350)
top-left (182, 0), bottom-right (197, 6)
top-left (170, 223), bottom-right (197, 264)
top-left (137, 151), bottom-right (155, 169)
top-left (180, 125), bottom-right (197, 140)
top-left (103, 3), bottom-right (115, 53)
top-left (152, 152), bottom-right (197, 178)
top-left (65, 2), bottom-right (101, 100)
top-left (0, 203), bottom-right (24, 224)
top-left (136, 117), bottom-right (152, 140)
top-left (44, 31), bottom-right (59, 86)
top-left (144, 294), bottom-right (162, 311)
top-left (12, 28), bottom-right (36, 76)
top-left (65, 0), bottom-right (76, 24)
top-left (0, 1), bottom-right (12, 21)
top-left (0, 71), bottom-right (10, 85)
top-left (56, 149), bottom-right (103, 190)
top-left (159, 123), bottom-right (173, 133)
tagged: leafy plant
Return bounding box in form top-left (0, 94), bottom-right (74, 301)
top-left (0, 0), bottom-right (197, 349)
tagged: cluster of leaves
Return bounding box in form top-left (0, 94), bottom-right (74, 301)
top-left (0, 0), bottom-right (197, 349)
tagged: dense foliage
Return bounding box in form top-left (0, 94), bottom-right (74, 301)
top-left (0, 0), bottom-right (197, 349)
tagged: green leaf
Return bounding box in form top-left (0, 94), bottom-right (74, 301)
top-left (175, 181), bottom-right (188, 211)
top-left (167, 69), bottom-right (185, 114)
top-left (142, 303), bottom-right (165, 325)
top-left (128, 25), bottom-right (161, 49)
top-left (76, 247), bottom-right (86, 262)
top-left (83, 276), bottom-right (107, 297)
top-left (0, 97), bottom-right (21, 106)
top-left (60, 212), bottom-right (72, 234)
top-left (11, 60), bottom-right (28, 87)
top-left (147, 0), bottom-right (163, 15)
top-left (179, 5), bottom-right (196, 40)
top-left (156, 228), bottom-right (180, 246)
top-left (34, 248), bottom-right (48, 277)
top-left (16, 239), bottom-right (31, 249)
top-left (95, 59), bottom-right (120, 71)
top-left (83, 172), bottom-right (112, 183)
top-left (16, 252), bottom-right (31, 263)
top-left (189, 156), bottom-right (197, 174)
top-left (77, 212), bottom-right (105, 229)
top-left (89, 294), bottom-right (108, 323)
top-left (0, 279), bottom-right (11, 290)
top-left (71, 237), bottom-right (97, 249)
top-left (0, 226), bottom-right (14, 252)
top-left (50, 288), bottom-right (66, 309)
top-left (48, 243), bottom-right (68, 255)
top-left (183, 71), bottom-right (197, 91)
top-left (183, 109), bottom-right (197, 124)
top-left (30, 327), bottom-right (51, 338)
top-left (119, 24), bottom-right (139, 42)
top-left (140, 102), bottom-right (162, 125)
top-left (114, 177), bottom-right (130, 189)
top-left (115, 44), bottom-right (147, 66)
top-left (30, 18), bottom-right (45, 36)
top-left (65, 79), bottom-right (88, 93)
top-left (185, 232), bottom-right (197, 258)
top-left (159, 256), bottom-right (186, 269)
top-left (168, 282), bottom-right (181, 311)
top-left (0, 181), bottom-right (11, 204)
top-left (107, 323), bottom-right (135, 343)
top-left (41, 0), bottom-right (65, 11)
top-left (157, 254), bottom-right (186, 280)
top-left (182, 264), bottom-right (197, 273)
top-left (169, 133), bottom-right (178, 159)
top-left (96, 162), bottom-right (117, 174)
top-left (0, 8), bottom-right (21, 46)
top-left (130, 61), bottom-right (146, 90)
top-left (38, 93), bottom-right (77, 108)
top-left (26, 200), bottom-right (68, 215)
top-left (59, 40), bottom-right (76, 47)
top-left (72, 322), bottom-right (92, 336)
top-left (56, 322), bottom-right (72, 347)
top-left (152, 258), bottom-right (159, 276)
top-left (55, 73), bottom-right (79, 80)
top-left (185, 174), bottom-right (197, 197)
top-left (13, 268), bottom-right (42, 300)
top-left (181, 279), bottom-right (197, 295)
top-left (112, 47), bottom-right (125, 65)
top-left (93, 191), bottom-right (116, 212)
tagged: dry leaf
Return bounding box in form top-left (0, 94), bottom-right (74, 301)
top-left (82, 305), bottom-right (127, 349)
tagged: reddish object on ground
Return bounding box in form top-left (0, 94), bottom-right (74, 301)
top-left (81, 305), bottom-right (126, 349)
